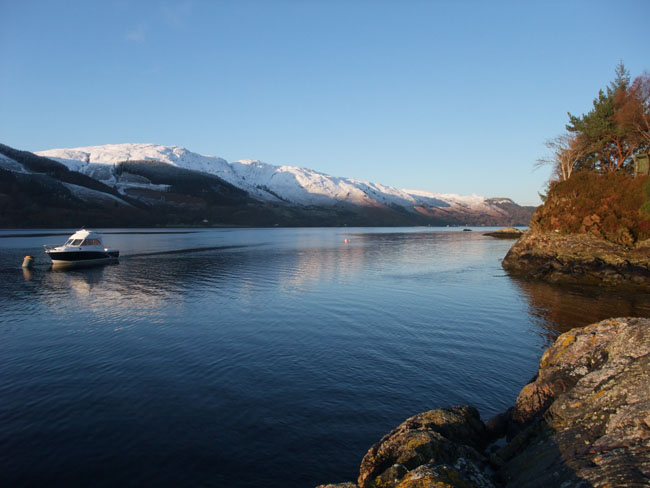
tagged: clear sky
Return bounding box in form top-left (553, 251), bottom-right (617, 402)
top-left (1, 0), bottom-right (648, 206)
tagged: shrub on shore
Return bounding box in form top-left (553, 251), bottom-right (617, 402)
top-left (531, 172), bottom-right (650, 246)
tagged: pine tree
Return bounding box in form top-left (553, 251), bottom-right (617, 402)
top-left (566, 62), bottom-right (643, 172)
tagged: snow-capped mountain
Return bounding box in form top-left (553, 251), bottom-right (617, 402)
top-left (35, 143), bottom-right (518, 219)
top-left (1, 141), bottom-right (535, 227)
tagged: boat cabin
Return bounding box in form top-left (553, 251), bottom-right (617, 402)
top-left (64, 230), bottom-right (104, 248)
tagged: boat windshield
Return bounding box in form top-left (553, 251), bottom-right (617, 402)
top-left (68, 239), bottom-right (83, 246)
top-left (81, 239), bottom-right (101, 246)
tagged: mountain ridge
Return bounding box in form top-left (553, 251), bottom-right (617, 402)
top-left (1, 142), bottom-right (536, 227)
top-left (36, 142), bottom-right (523, 212)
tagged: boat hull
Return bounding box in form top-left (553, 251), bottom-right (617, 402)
top-left (46, 250), bottom-right (119, 269)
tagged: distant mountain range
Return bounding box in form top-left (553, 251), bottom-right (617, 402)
top-left (0, 142), bottom-right (536, 227)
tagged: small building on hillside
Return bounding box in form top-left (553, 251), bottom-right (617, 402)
top-left (634, 153), bottom-right (649, 176)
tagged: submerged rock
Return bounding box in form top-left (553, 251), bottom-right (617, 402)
top-left (316, 318), bottom-right (650, 488)
top-left (502, 231), bottom-right (650, 290)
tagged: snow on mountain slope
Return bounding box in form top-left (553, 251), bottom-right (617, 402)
top-left (37, 143), bottom-right (274, 201)
top-left (61, 183), bottom-right (133, 207)
top-left (0, 153), bottom-right (28, 173)
top-left (36, 143), bottom-right (509, 214)
top-left (405, 189), bottom-right (508, 216)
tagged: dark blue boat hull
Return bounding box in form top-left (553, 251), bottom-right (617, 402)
top-left (46, 250), bottom-right (119, 268)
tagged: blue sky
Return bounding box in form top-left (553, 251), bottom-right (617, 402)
top-left (1, 1), bottom-right (648, 206)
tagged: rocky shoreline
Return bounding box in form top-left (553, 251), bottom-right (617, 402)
top-left (501, 230), bottom-right (650, 291)
top-left (316, 317), bottom-right (650, 488)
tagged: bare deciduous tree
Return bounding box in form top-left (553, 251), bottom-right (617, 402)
top-left (535, 133), bottom-right (587, 181)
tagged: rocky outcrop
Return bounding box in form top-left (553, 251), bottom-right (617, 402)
top-left (499, 171), bottom-right (650, 289)
top-left (316, 484), bottom-right (358, 488)
top-left (316, 318), bottom-right (650, 488)
top-left (498, 317), bottom-right (650, 487)
top-left (502, 230), bottom-right (650, 290)
top-left (357, 406), bottom-right (494, 488)
top-left (482, 227), bottom-right (524, 238)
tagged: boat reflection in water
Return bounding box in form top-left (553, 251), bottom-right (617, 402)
top-left (54, 266), bottom-right (107, 295)
top-left (44, 229), bottom-right (119, 269)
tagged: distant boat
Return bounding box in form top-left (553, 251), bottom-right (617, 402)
top-left (44, 229), bottom-right (119, 269)
top-left (463, 228), bottom-right (472, 231)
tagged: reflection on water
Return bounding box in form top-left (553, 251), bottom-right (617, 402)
top-left (512, 278), bottom-right (650, 346)
top-left (22, 267), bottom-right (33, 282)
top-left (1, 227), bottom-right (649, 488)
top-left (50, 266), bottom-right (107, 293)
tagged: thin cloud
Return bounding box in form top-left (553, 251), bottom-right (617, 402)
top-left (123, 2), bottom-right (190, 43)
top-left (125, 23), bottom-right (148, 42)
top-left (162, 1), bottom-right (192, 28)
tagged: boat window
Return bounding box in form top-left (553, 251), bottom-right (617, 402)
top-left (65, 239), bottom-right (73, 246)
top-left (70, 239), bottom-right (83, 246)
top-left (81, 239), bottom-right (101, 246)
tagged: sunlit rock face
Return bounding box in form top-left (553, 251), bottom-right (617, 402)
top-left (502, 230), bottom-right (650, 291)
top-left (500, 317), bottom-right (650, 488)
top-left (356, 406), bottom-right (494, 488)
top-left (501, 171), bottom-right (650, 290)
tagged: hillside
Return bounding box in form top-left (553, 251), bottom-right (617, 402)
top-left (531, 172), bottom-right (650, 246)
top-left (36, 143), bottom-right (536, 225)
top-left (1, 142), bottom-right (536, 227)
top-left (0, 144), bottom-right (149, 227)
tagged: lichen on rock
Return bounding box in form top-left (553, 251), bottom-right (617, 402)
top-left (356, 406), bottom-right (492, 488)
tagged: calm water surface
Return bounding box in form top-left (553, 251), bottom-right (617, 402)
top-left (1, 227), bottom-right (649, 487)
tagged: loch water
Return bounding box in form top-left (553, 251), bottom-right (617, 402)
top-left (1, 227), bottom-right (649, 487)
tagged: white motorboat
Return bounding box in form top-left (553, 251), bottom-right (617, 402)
top-left (44, 229), bottom-right (119, 268)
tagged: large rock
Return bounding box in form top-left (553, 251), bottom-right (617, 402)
top-left (483, 227), bottom-right (524, 238)
top-left (502, 230), bottom-right (650, 290)
top-left (316, 318), bottom-right (650, 488)
top-left (357, 406), bottom-right (494, 488)
top-left (498, 317), bottom-right (650, 487)
top-left (315, 484), bottom-right (358, 488)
